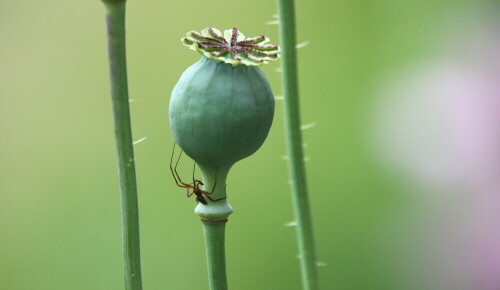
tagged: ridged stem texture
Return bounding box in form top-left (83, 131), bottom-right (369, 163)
top-left (276, 0), bottom-right (319, 289)
top-left (202, 223), bottom-right (228, 290)
top-left (102, 1), bottom-right (143, 289)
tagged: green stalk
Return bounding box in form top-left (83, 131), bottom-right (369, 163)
top-left (101, 1), bottom-right (143, 289)
top-left (202, 223), bottom-right (228, 290)
top-left (276, 0), bottom-right (319, 289)
top-left (196, 168), bottom-right (233, 290)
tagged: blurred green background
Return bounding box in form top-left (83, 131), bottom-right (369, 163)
top-left (1, 0), bottom-right (498, 289)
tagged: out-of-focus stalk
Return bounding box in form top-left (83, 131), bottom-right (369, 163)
top-left (276, 0), bottom-right (319, 289)
top-left (101, 1), bottom-right (143, 289)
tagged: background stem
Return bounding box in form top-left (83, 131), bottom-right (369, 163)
top-left (102, 1), bottom-right (143, 289)
top-left (202, 223), bottom-right (228, 290)
top-left (276, 0), bottom-right (320, 289)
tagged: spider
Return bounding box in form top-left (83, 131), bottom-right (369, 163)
top-left (170, 143), bottom-right (226, 205)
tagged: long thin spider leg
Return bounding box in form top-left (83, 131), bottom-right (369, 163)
top-left (205, 184), bottom-right (227, 202)
top-left (192, 162), bottom-right (196, 185)
top-left (203, 168), bottom-right (218, 196)
top-left (205, 183), bottom-right (227, 203)
top-left (173, 148), bottom-right (192, 187)
top-left (206, 196), bottom-right (227, 202)
top-left (170, 143), bottom-right (194, 189)
top-left (170, 143), bottom-right (185, 187)
top-left (206, 184), bottom-right (227, 202)
top-left (210, 168), bottom-right (217, 194)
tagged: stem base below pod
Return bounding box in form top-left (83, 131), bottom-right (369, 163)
top-left (202, 222), bottom-right (228, 290)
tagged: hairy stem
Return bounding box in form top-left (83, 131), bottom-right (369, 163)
top-left (101, 1), bottom-right (143, 289)
top-left (276, 0), bottom-right (319, 289)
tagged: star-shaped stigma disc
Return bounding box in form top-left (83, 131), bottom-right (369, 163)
top-left (182, 28), bottom-right (280, 66)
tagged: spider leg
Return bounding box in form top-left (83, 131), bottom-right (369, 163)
top-left (206, 196), bottom-right (227, 202)
top-left (170, 142), bottom-right (186, 187)
top-left (208, 167), bottom-right (218, 194)
top-left (170, 143), bottom-right (193, 188)
top-left (192, 162), bottom-right (196, 185)
top-left (205, 194), bottom-right (226, 202)
top-left (204, 184), bottom-right (227, 202)
top-left (174, 148), bottom-right (190, 185)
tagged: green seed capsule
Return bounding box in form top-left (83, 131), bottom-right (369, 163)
top-left (170, 56), bottom-right (275, 169)
top-left (169, 28), bottom-right (280, 215)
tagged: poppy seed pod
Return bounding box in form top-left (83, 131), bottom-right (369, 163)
top-left (169, 28), bottom-right (280, 218)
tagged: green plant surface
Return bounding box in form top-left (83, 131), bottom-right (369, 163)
top-left (276, 0), bottom-right (319, 289)
top-left (101, 0), bottom-right (143, 289)
top-left (169, 57), bottom-right (275, 170)
top-left (169, 27), bottom-right (279, 290)
top-left (202, 223), bottom-right (228, 290)
top-left (0, 0), bottom-right (484, 289)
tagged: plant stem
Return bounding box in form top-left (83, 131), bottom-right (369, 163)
top-left (195, 167), bottom-right (233, 290)
top-left (276, 0), bottom-right (319, 289)
top-left (101, 1), bottom-right (143, 289)
top-left (202, 222), bottom-right (228, 290)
